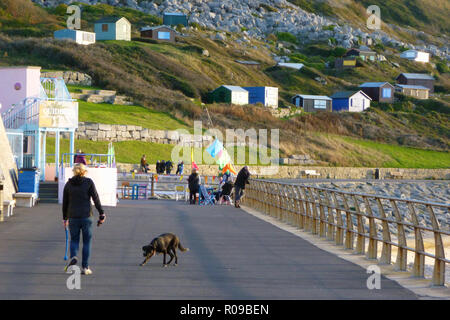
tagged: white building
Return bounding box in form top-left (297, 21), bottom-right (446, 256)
top-left (54, 29), bottom-right (96, 46)
top-left (400, 50), bottom-right (430, 63)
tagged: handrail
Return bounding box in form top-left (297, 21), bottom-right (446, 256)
top-left (243, 179), bottom-right (449, 286)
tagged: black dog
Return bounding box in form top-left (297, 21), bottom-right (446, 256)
top-left (141, 233), bottom-right (189, 267)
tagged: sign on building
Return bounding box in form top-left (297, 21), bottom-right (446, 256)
top-left (39, 101), bottom-right (78, 129)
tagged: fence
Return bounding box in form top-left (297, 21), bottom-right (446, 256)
top-left (117, 173), bottom-right (220, 199)
top-left (243, 179), bottom-right (450, 286)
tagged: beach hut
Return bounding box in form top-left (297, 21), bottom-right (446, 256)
top-left (163, 12), bottom-right (188, 27)
top-left (396, 73), bottom-right (435, 93)
top-left (291, 94), bottom-right (332, 112)
top-left (54, 29), bottom-right (96, 45)
top-left (140, 25), bottom-right (176, 42)
top-left (331, 91), bottom-right (372, 112)
top-left (400, 50), bottom-right (430, 63)
top-left (395, 85), bottom-right (430, 100)
top-left (94, 17), bottom-right (131, 41)
top-left (242, 87), bottom-right (278, 108)
top-left (359, 82), bottom-right (395, 103)
top-left (210, 86), bottom-right (249, 105)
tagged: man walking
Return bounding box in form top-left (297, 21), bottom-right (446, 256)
top-left (234, 166), bottom-right (250, 208)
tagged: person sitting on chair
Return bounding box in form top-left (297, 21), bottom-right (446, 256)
top-left (220, 181), bottom-right (233, 205)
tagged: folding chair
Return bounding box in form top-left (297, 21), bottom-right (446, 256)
top-left (175, 185), bottom-right (186, 201)
top-left (199, 185), bottom-right (215, 206)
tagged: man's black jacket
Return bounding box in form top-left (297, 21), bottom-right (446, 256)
top-left (235, 167), bottom-right (250, 189)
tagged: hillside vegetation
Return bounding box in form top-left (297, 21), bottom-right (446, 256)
top-left (289, 0), bottom-right (450, 36)
top-left (0, 1), bottom-right (449, 168)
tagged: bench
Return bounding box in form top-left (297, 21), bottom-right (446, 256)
top-left (302, 170), bottom-right (321, 179)
top-left (3, 200), bottom-right (16, 217)
top-left (13, 193), bottom-right (37, 208)
top-left (389, 171), bottom-right (403, 179)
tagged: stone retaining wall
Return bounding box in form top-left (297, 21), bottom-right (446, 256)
top-left (75, 122), bottom-right (213, 147)
top-left (116, 163), bottom-right (450, 180)
top-left (41, 71), bottom-right (92, 86)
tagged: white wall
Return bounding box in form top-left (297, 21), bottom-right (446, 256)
top-left (231, 91), bottom-right (249, 105)
top-left (349, 92), bottom-right (370, 112)
top-left (59, 167), bottom-right (117, 207)
top-left (265, 87), bottom-right (278, 108)
top-left (0, 66), bottom-right (41, 113)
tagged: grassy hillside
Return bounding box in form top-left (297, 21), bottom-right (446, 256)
top-left (78, 101), bottom-right (191, 131)
top-left (288, 0), bottom-right (450, 37)
top-left (0, 1), bottom-right (449, 168)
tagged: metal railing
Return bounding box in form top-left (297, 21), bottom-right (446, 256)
top-left (61, 153), bottom-right (116, 168)
top-left (117, 173), bottom-right (220, 199)
top-left (243, 179), bottom-right (450, 286)
top-left (2, 77), bottom-right (74, 129)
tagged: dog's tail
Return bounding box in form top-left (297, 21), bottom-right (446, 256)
top-left (178, 242), bottom-right (189, 252)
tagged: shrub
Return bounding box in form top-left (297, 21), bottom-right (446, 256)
top-left (436, 62), bottom-right (449, 74)
top-left (159, 72), bottom-right (197, 98)
top-left (276, 32), bottom-right (297, 44)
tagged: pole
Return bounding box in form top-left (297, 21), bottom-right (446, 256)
top-left (151, 174), bottom-right (155, 197)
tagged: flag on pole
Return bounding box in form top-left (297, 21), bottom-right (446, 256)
top-left (206, 139), bottom-right (223, 158)
top-left (191, 147), bottom-right (199, 170)
top-left (222, 163), bottom-right (237, 175)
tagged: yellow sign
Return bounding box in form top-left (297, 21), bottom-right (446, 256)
top-left (344, 60), bottom-right (356, 66)
top-left (39, 101), bottom-right (78, 128)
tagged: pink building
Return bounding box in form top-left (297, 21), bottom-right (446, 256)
top-left (0, 66), bottom-right (42, 112)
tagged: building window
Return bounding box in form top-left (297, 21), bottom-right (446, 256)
top-left (314, 100), bottom-right (327, 109)
top-left (102, 24), bottom-right (108, 32)
top-left (370, 56), bottom-right (375, 61)
top-left (382, 88), bottom-right (392, 98)
top-left (350, 99), bottom-right (353, 107)
top-left (158, 31), bottom-right (171, 40)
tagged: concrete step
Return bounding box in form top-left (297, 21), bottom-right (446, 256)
top-left (86, 95), bottom-right (108, 103)
top-left (96, 90), bottom-right (117, 96)
top-left (81, 89), bottom-right (97, 95)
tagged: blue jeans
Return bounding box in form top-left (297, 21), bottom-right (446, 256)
top-left (69, 217), bottom-right (93, 269)
top-left (235, 185), bottom-right (244, 202)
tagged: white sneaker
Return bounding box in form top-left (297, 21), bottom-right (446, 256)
top-left (81, 267), bottom-right (93, 275)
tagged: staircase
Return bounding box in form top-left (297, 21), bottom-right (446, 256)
top-left (39, 182), bottom-right (59, 203)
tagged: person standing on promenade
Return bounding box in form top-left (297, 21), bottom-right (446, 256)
top-left (234, 166), bottom-right (250, 208)
top-left (63, 163), bottom-right (106, 275)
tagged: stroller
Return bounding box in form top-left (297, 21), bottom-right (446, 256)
top-left (199, 185), bottom-right (215, 206)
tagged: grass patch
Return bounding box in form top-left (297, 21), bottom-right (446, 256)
top-left (77, 101), bottom-right (191, 131)
top-left (341, 137), bottom-right (450, 168)
top-left (45, 138), bottom-right (275, 165)
top-left (67, 84), bottom-right (102, 93)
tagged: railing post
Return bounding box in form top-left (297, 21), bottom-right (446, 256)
top-left (151, 174), bottom-right (155, 197)
top-left (391, 200), bottom-right (407, 271)
top-left (363, 197), bottom-right (378, 260)
top-left (352, 195), bottom-right (365, 255)
top-left (317, 190), bottom-right (327, 238)
top-left (341, 194), bottom-right (354, 250)
top-left (295, 186), bottom-right (305, 230)
top-left (426, 205), bottom-right (446, 286)
top-left (376, 198), bottom-right (392, 265)
top-left (325, 191), bottom-right (335, 241)
top-left (407, 202), bottom-right (424, 278)
top-left (331, 192), bottom-right (344, 246)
